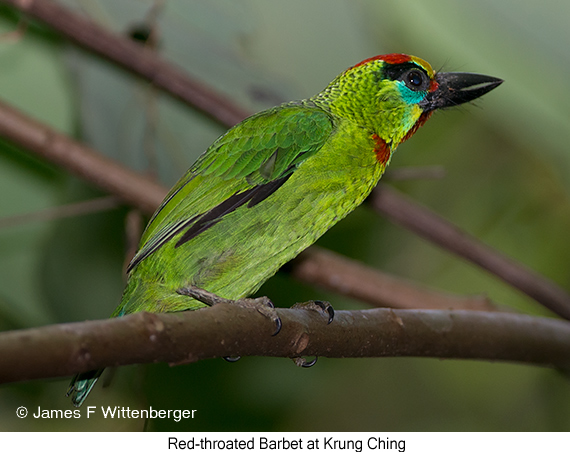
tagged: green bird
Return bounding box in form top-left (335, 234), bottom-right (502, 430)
top-left (67, 53), bottom-right (502, 406)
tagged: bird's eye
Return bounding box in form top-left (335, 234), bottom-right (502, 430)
top-left (404, 69), bottom-right (428, 91)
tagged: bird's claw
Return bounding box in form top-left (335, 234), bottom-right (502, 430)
top-left (293, 356), bottom-right (318, 368)
top-left (234, 295), bottom-right (282, 336)
top-left (223, 356), bottom-right (241, 362)
top-left (291, 300), bottom-right (334, 325)
top-left (313, 300), bottom-right (335, 324)
top-left (272, 316), bottom-right (282, 336)
top-left (179, 286), bottom-right (282, 335)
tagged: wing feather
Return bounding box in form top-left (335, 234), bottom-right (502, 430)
top-left (128, 104), bottom-right (333, 271)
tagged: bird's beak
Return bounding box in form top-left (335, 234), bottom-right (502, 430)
top-left (421, 72), bottom-right (503, 111)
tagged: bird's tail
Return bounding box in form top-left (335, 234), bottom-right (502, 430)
top-left (66, 368), bottom-right (104, 407)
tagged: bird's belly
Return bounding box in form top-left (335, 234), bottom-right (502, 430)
top-left (173, 152), bottom-right (382, 299)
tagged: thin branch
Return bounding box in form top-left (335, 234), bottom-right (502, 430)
top-left (0, 0), bottom-right (249, 127)
top-left (1, 304), bottom-right (569, 384)
top-left (1, 0), bottom-right (249, 127)
top-left (371, 185), bottom-right (570, 320)
top-left (292, 247), bottom-right (502, 312)
top-left (0, 196), bottom-right (121, 229)
top-left (0, 99), bottom-right (166, 215)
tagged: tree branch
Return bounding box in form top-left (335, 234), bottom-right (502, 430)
top-left (0, 195), bottom-right (121, 229)
top-left (0, 99), bottom-right (166, 215)
top-left (1, 304), bottom-right (569, 384)
top-left (371, 186), bottom-right (570, 320)
top-left (292, 247), bottom-right (501, 312)
top-left (0, 0), bottom-right (249, 127)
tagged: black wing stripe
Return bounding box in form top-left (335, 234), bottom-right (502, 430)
top-left (247, 175), bottom-right (290, 208)
top-left (175, 189), bottom-right (254, 248)
top-left (176, 174), bottom-right (292, 248)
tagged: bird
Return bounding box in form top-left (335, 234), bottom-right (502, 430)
top-left (67, 53), bottom-right (502, 406)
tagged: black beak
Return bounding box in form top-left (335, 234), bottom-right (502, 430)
top-left (420, 72), bottom-right (503, 112)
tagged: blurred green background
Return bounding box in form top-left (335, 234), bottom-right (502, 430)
top-left (1, 0), bottom-right (569, 431)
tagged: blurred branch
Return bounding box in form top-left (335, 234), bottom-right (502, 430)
top-left (0, 196), bottom-right (121, 229)
top-left (0, 99), bottom-right (166, 215)
top-left (1, 304), bottom-right (569, 384)
top-left (0, 0), bottom-right (249, 127)
top-left (371, 185), bottom-right (570, 320)
top-left (292, 247), bottom-right (502, 312)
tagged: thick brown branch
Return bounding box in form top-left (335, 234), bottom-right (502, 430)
top-left (372, 185), bottom-right (570, 320)
top-left (0, 0), bottom-right (249, 127)
top-left (1, 304), bottom-right (569, 384)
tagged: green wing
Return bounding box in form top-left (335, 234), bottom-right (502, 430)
top-left (128, 104), bottom-right (334, 271)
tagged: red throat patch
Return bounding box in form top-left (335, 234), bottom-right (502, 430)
top-left (372, 134), bottom-right (391, 165)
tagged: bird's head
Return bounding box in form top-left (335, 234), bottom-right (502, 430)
top-left (315, 53), bottom-right (502, 152)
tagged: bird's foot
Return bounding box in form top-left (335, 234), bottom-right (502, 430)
top-left (291, 300), bottom-right (335, 325)
top-left (233, 295), bottom-right (282, 336)
top-left (177, 285), bottom-right (282, 335)
top-left (288, 301), bottom-right (334, 369)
